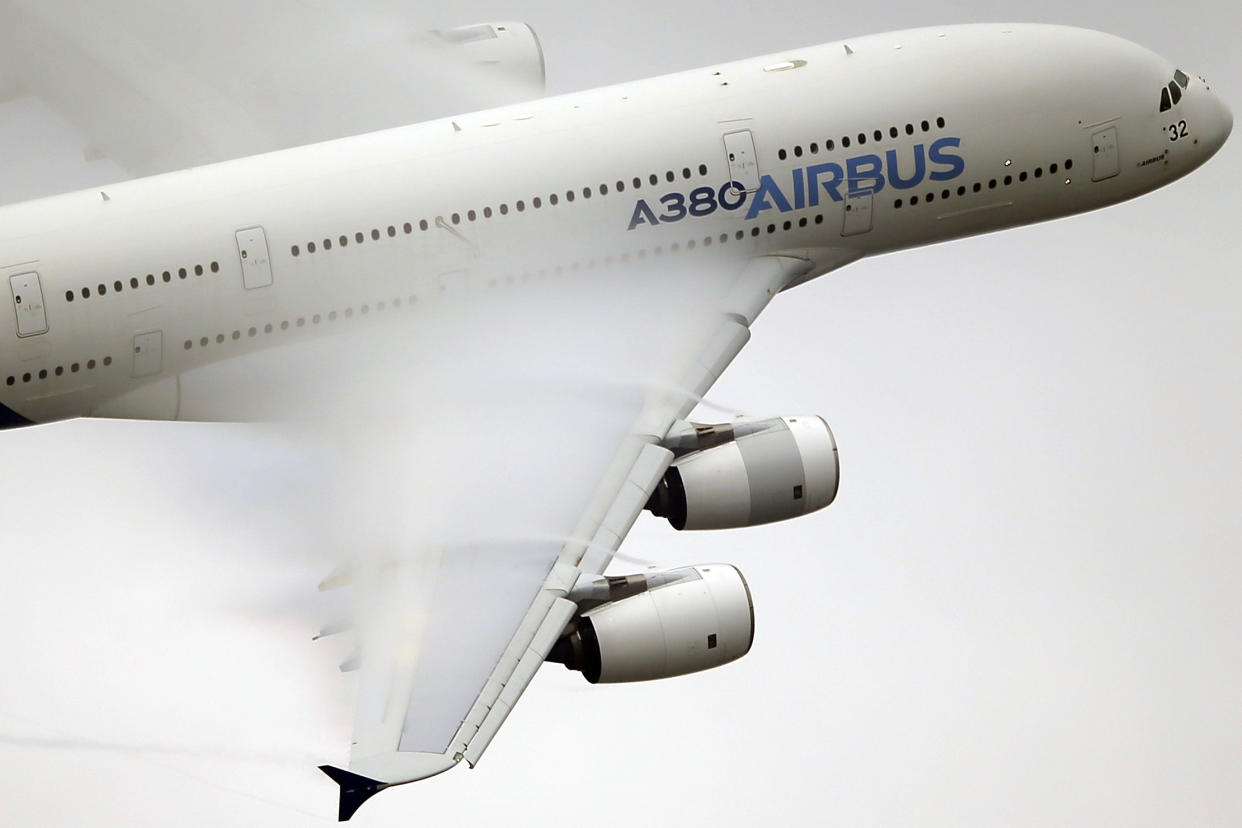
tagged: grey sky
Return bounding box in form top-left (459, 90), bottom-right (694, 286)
top-left (0, 1), bottom-right (1237, 825)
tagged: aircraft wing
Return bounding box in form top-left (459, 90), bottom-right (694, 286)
top-left (0, 0), bottom-right (544, 181)
top-left (318, 254), bottom-right (811, 821)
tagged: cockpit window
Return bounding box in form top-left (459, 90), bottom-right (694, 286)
top-left (1174, 69), bottom-right (1190, 89)
top-left (1160, 86), bottom-right (1172, 112)
top-left (1169, 81), bottom-right (1182, 105)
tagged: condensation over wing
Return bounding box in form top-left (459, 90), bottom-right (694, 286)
top-left (299, 254), bottom-right (811, 815)
top-left (0, 0), bottom-right (544, 181)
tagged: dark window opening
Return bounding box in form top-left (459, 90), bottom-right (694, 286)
top-left (1168, 81), bottom-right (1182, 105)
top-left (1174, 69), bottom-right (1189, 89)
top-left (936, 116), bottom-right (946, 128)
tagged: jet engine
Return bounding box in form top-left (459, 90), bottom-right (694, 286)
top-left (646, 416), bottom-right (839, 530)
top-left (548, 565), bottom-right (753, 683)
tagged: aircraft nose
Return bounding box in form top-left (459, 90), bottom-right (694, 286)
top-left (1203, 87), bottom-right (1232, 156)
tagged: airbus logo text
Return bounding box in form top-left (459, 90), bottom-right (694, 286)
top-left (628, 137), bottom-right (966, 230)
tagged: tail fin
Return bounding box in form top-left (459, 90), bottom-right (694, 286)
top-left (318, 765), bottom-right (390, 821)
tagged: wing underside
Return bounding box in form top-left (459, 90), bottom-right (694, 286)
top-left (318, 254), bottom-right (811, 819)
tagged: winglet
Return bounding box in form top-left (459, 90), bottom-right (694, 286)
top-left (318, 765), bottom-right (390, 822)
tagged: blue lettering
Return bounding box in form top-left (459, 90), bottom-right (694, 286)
top-left (846, 154), bottom-right (886, 196)
top-left (805, 163), bottom-right (844, 205)
top-left (745, 175), bottom-right (793, 220)
top-left (659, 192), bottom-right (688, 222)
top-left (718, 182), bottom-right (747, 211)
top-left (928, 136), bottom-right (965, 181)
top-left (792, 167), bottom-right (806, 210)
top-left (885, 145), bottom-right (926, 189)
top-left (627, 199), bottom-right (660, 231)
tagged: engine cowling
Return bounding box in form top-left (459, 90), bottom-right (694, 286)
top-left (648, 416), bottom-right (839, 530)
top-left (548, 565), bottom-right (753, 683)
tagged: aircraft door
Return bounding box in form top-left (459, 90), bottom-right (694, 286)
top-left (722, 130), bottom-right (761, 192)
top-left (9, 272), bottom-right (48, 337)
top-left (1091, 126), bottom-right (1120, 181)
top-left (236, 227), bottom-right (274, 289)
top-left (132, 330), bottom-right (163, 377)
top-left (841, 191), bottom-right (874, 236)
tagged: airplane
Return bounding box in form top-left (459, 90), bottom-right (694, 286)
top-left (0, 19), bottom-right (1229, 821)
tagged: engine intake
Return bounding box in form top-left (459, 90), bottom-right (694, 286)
top-left (548, 565), bottom-right (753, 683)
top-left (647, 416), bottom-right (839, 530)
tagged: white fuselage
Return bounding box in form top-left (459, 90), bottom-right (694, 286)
top-left (0, 24), bottom-right (1230, 425)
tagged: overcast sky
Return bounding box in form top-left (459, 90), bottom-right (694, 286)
top-left (0, 1), bottom-right (1238, 826)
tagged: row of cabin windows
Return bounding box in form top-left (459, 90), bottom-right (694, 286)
top-left (290, 164), bottom-right (713, 257)
top-left (183, 297), bottom-right (419, 350)
top-left (65, 261), bottom-right (220, 303)
top-left (779, 116), bottom-right (947, 161)
top-left (1159, 69), bottom-right (1191, 112)
top-left (891, 158), bottom-right (1075, 209)
top-left (189, 215), bottom-right (857, 355)
top-left (6, 355), bottom-right (112, 386)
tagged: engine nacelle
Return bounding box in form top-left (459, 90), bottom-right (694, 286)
top-left (548, 565), bottom-right (753, 683)
top-left (648, 416), bottom-right (839, 530)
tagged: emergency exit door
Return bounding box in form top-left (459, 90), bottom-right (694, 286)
top-left (841, 191), bottom-right (874, 236)
top-left (722, 130), bottom-right (761, 192)
top-left (1091, 126), bottom-right (1120, 181)
top-left (236, 227), bottom-right (274, 290)
top-left (9, 272), bottom-right (48, 337)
